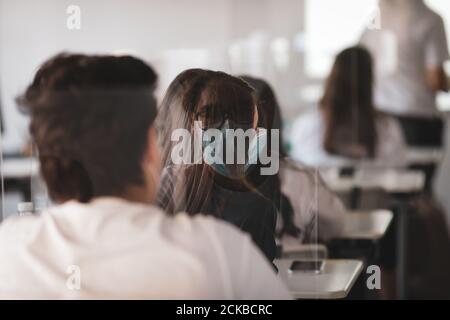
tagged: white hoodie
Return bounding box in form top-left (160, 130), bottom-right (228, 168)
top-left (0, 198), bottom-right (290, 299)
top-left (278, 158), bottom-right (346, 245)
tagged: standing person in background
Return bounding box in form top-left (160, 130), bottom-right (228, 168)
top-left (360, 0), bottom-right (449, 147)
top-left (361, 1), bottom-right (450, 298)
top-left (361, 0), bottom-right (449, 193)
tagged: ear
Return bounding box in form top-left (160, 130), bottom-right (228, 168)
top-left (140, 127), bottom-right (161, 203)
top-left (253, 105), bottom-right (259, 128)
top-left (143, 127), bottom-right (160, 169)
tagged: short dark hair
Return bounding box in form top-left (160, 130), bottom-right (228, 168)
top-left (17, 53), bottom-right (158, 202)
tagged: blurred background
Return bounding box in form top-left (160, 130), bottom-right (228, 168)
top-left (0, 0), bottom-right (449, 228)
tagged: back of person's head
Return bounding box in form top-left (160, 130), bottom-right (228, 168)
top-left (157, 68), bottom-right (208, 166)
top-left (239, 75), bottom-right (286, 157)
top-left (18, 53), bottom-right (159, 203)
top-left (158, 69), bottom-right (262, 215)
top-left (239, 75), bottom-right (302, 237)
top-left (320, 46), bottom-right (378, 159)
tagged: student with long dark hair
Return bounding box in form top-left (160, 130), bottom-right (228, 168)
top-left (241, 75), bottom-right (345, 244)
top-left (156, 69), bottom-right (279, 262)
top-left (0, 54), bottom-right (289, 299)
top-left (291, 46), bottom-right (407, 167)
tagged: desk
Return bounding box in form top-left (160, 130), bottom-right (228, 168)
top-left (275, 258), bottom-right (363, 299)
top-left (406, 147), bottom-right (444, 165)
top-left (406, 147), bottom-right (444, 194)
top-left (335, 210), bottom-right (393, 241)
top-left (328, 210), bottom-right (394, 299)
top-left (320, 168), bottom-right (425, 194)
top-left (1, 158), bottom-right (39, 179)
top-left (281, 243), bottom-right (328, 260)
top-left (1, 158), bottom-right (40, 221)
top-left (320, 167), bottom-right (424, 300)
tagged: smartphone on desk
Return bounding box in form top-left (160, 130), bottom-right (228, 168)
top-left (288, 260), bottom-right (324, 274)
top-left (339, 167), bottom-right (355, 177)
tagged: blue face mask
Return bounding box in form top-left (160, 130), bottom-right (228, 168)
top-left (201, 120), bottom-right (268, 178)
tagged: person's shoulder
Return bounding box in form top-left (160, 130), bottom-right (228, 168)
top-left (0, 214), bottom-right (42, 246)
top-left (169, 213), bottom-right (257, 267)
top-left (280, 158), bottom-right (315, 181)
top-left (281, 157), bottom-right (311, 172)
top-left (169, 212), bottom-right (250, 243)
top-left (423, 5), bottom-right (446, 28)
top-left (160, 164), bottom-right (178, 180)
top-left (424, 5), bottom-right (444, 20)
top-left (291, 108), bottom-right (322, 138)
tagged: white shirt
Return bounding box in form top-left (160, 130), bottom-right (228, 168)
top-left (289, 109), bottom-right (407, 168)
top-left (278, 159), bottom-right (346, 245)
top-left (0, 198), bottom-right (290, 299)
top-left (360, 0), bottom-right (449, 117)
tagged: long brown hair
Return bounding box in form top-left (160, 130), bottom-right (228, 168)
top-left (239, 75), bottom-right (287, 157)
top-left (240, 75), bottom-right (301, 237)
top-left (157, 69), bottom-right (259, 215)
top-left (321, 46), bottom-right (378, 159)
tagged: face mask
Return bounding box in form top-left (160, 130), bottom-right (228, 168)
top-left (248, 127), bottom-right (268, 167)
top-left (202, 124), bottom-right (229, 176)
top-left (201, 120), bottom-right (268, 178)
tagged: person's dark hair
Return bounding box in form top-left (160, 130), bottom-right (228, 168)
top-left (320, 46), bottom-right (378, 158)
top-left (156, 68), bottom-right (209, 167)
top-left (158, 69), bottom-right (258, 215)
top-left (239, 75), bottom-right (300, 238)
top-left (239, 75), bottom-right (286, 157)
top-left (17, 53), bottom-right (158, 202)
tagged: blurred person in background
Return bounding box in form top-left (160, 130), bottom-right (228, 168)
top-left (290, 46), bottom-right (407, 168)
top-left (361, 0), bottom-right (449, 147)
top-left (240, 75), bottom-right (345, 246)
top-left (360, 0), bottom-right (449, 193)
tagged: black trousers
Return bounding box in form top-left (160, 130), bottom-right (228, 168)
top-left (378, 115), bottom-right (445, 275)
top-left (393, 114), bottom-right (446, 194)
top-left (394, 115), bottom-right (445, 147)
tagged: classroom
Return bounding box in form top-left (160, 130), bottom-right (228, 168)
top-left (0, 0), bottom-right (449, 304)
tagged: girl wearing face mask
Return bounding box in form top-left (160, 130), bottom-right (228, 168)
top-left (156, 69), bottom-right (279, 263)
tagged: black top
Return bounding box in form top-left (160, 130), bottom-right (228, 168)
top-left (0, 99), bottom-right (3, 134)
top-left (156, 165), bottom-right (278, 263)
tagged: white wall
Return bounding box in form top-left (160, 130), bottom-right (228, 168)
top-left (0, 0), bottom-right (230, 150)
top-left (0, 0), bottom-right (305, 151)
